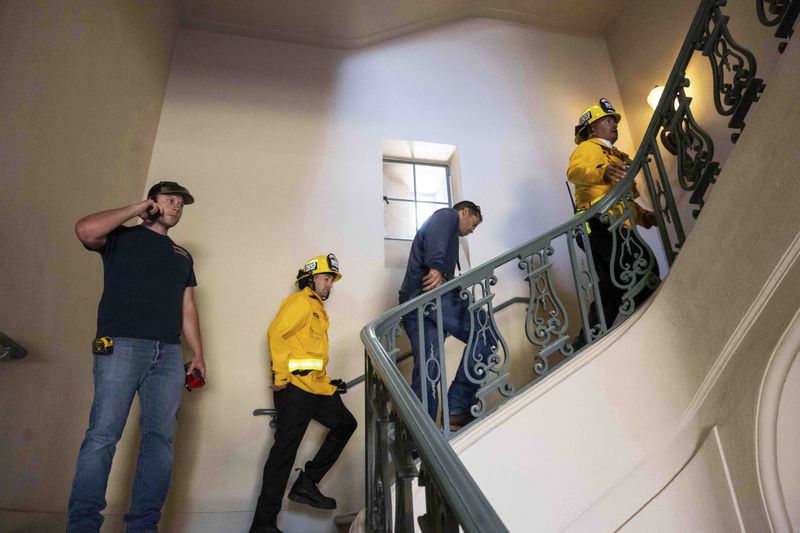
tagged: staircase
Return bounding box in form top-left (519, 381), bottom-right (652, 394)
top-left (360, 1), bottom-right (800, 531)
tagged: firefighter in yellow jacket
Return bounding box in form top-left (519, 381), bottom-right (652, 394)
top-left (251, 254), bottom-right (357, 533)
top-left (567, 98), bottom-right (659, 336)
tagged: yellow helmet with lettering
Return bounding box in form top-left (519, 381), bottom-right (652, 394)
top-left (295, 253), bottom-right (342, 288)
top-left (573, 98), bottom-right (622, 144)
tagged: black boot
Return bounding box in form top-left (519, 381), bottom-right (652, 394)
top-left (287, 470), bottom-right (336, 510)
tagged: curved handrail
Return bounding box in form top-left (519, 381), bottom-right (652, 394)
top-left (360, 0), bottom-right (795, 529)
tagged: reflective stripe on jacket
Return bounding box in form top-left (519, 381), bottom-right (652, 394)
top-left (268, 286), bottom-right (336, 395)
top-left (567, 138), bottom-right (646, 225)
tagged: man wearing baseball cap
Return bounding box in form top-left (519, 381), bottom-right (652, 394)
top-left (67, 181), bottom-right (205, 533)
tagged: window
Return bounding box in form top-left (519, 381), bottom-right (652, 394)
top-left (383, 159), bottom-right (452, 241)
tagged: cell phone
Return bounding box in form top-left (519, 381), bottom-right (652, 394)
top-left (147, 205), bottom-right (161, 221)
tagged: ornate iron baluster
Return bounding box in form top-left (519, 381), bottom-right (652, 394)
top-left (433, 295), bottom-right (453, 438)
top-left (391, 417), bottom-right (419, 532)
top-left (641, 140), bottom-right (685, 258)
top-left (603, 193), bottom-right (661, 317)
top-left (520, 245), bottom-right (574, 376)
top-left (417, 466), bottom-right (459, 533)
top-left (567, 223), bottom-right (607, 344)
top-left (460, 277), bottom-right (514, 418)
top-left (366, 359), bottom-right (391, 532)
top-left (658, 84), bottom-right (722, 216)
top-left (415, 301), bottom-right (440, 418)
top-left (700, 4), bottom-right (766, 140)
top-left (758, 0), bottom-right (790, 25)
top-left (757, 0), bottom-right (799, 50)
top-left (381, 322), bottom-right (403, 363)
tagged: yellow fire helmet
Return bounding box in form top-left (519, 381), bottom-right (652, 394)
top-left (573, 98), bottom-right (622, 145)
top-left (295, 253), bottom-right (342, 288)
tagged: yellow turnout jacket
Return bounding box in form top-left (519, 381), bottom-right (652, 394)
top-left (567, 138), bottom-right (647, 225)
top-left (268, 287), bottom-right (336, 395)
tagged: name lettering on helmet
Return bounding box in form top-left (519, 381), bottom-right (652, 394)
top-left (579, 111), bottom-right (592, 126)
top-left (304, 260), bottom-right (318, 273)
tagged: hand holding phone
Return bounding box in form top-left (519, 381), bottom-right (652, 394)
top-left (147, 204), bottom-right (161, 221)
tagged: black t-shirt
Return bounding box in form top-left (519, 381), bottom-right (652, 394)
top-left (94, 225), bottom-right (197, 344)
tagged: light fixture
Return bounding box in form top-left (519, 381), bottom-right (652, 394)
top-left (647, 85), bottom-right (665, 110)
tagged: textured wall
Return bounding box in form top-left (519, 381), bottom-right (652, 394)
top-left (0, 0), bottom-right (178, 520)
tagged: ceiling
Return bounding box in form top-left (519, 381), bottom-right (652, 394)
top-left (177, 0), bottom-right (626, 50)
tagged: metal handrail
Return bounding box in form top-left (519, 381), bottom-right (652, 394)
top-left (362, 325), bottom-right (509, 533)
top-left (361, 0), bottom-right (795, 529)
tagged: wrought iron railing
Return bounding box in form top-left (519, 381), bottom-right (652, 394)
top-left (360, 0), bottom-right (796, 530)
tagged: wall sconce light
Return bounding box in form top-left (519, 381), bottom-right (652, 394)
top-left (0, 331), bottom-right (28, 360)
top-left (647, 85), bottom-right (665, 110)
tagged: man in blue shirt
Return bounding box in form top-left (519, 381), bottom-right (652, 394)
top-left (398, 201), bottom-right (485, 428)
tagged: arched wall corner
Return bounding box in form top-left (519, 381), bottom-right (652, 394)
top-left (756, 306), bottom-right (800, 533)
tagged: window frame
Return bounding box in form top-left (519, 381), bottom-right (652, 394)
top-left (383, 158), bottom-right (453, 242)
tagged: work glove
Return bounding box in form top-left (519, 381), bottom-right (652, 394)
top-left (330, 378), bottom-right (348, 394)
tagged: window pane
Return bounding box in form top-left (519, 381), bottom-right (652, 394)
top-left (416, 202), bottom-right (443, 230)
top-left (383, 162), bottom-right (414, 200)
top-left (384, 200), bottom-right (416, 239)
top-left (415, 165), bottom-right (448, 203)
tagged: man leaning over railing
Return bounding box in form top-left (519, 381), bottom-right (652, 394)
top-left (568, 98), bottom-right (659, 339)
top-left (398, 201), bottom-right (488, 429)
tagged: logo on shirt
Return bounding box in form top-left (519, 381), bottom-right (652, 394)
top-left (172, 245), bottom-right (189, 258)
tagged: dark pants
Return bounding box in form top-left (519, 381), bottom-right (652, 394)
top-left (578, 217), bottom-right (660, 334)
top-left (251, 384), bottom-right (357, 530)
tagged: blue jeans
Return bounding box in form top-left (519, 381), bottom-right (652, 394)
top-left (67, 337), bottom-right (184, 533)
top-left (404, 291), bottom-right (492, 420)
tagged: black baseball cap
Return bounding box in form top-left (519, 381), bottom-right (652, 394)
top-left (147, 181), bottom-right (195, 204)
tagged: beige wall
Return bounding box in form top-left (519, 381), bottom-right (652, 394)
top-left (0, 0), bottom-right (177, 517)
top-left (141, 18), bottom-right (634, 532)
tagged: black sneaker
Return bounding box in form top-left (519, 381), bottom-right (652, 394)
top-left (288, 470), bottom-right (336, 510)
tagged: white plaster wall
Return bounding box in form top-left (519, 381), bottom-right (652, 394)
top-left (144, 19), bottom-right (631, 531)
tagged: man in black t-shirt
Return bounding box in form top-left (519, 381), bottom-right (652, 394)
top-left (67, 181), bottom-right (206, 533)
